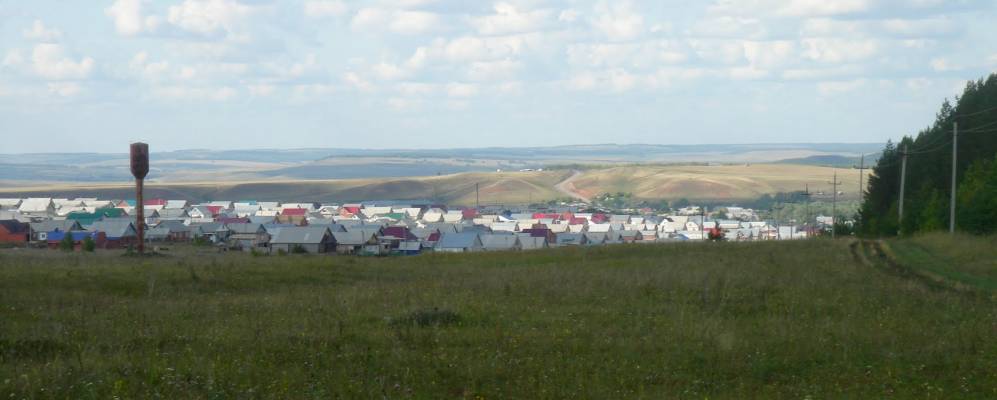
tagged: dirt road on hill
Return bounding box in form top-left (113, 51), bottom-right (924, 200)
top-left (553, 170), bottom-right (590, 203)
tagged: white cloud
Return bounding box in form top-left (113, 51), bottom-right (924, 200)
top-left (396, 82), bottom-right (437, 96)
top-left (447, 82), bottom-right (479, 97)
top-left (470, 2), bottom-right (551, 35)
top-left (105, 0), bottom-right (160, 36)
top-left (247, 84), bottom-right (275, 96)
top-left (930, 57), bottom-right (956, 71)
top-left (591, 1), bottom-right (644, 41)
top-left (31, 44), bottom-right (95, 80)
top-left (800, 38), bottom-right (878, 63)
top-left (130, 51), bottom-right (171, 81)
top-left (351, 8), bottom-right (441, 35)
top-left (390, 11), bottom-right (442, 35)
top-left (817, 79), bottom-right (867, 95)
top-left (152, 85), bottom-right (238, 101)
top-left (466, 59), bottom-right (522, 81)
top-left (371, 62), bottom-right (409, 80)
top-left (342, 71), bottom-right (374, 91)
top-left (558, 9), bottom-right (579, 22)
top-left (776, 0), bottom-right (870, 17)
top-left (23, 20), bottom-right (63, 42)
top-left (304, 1), bottom-right (348, 18)
top-left (167, 0), bottom-right (252, 36)
top-left (47, 82), bottom-right (82, 97)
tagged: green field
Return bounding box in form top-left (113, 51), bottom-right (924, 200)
top-left (2, 237), bottom-right (996, 398)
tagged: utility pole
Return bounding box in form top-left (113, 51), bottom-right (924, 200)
top-left (475, 182), bottom-right (480, 209)
top-left (898, 144), bottom-right (909, 229)
top-left (950, 122), bottom-right (958, 234)
top-left (802, 184), bottom-right (811, 236)
top-left (829, 170), bottom-right (842, 239)
top-left (858, 154), bottom-right (866, 204)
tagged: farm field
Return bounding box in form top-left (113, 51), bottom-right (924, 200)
top-left (2, 236), bottom-right (996, 398)
top-left (567, 164), bottom-right (871, 201)
top-left (0, 163), bottom-right (864, 205)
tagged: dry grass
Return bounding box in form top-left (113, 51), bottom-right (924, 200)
top-left (569, 164), bottom-right (871, 201)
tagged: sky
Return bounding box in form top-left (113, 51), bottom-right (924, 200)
top-left (1, 0), bottom-right (996, 153)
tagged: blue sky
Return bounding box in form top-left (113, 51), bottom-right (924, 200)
top-left (1, 0), bottom-right (995, 153)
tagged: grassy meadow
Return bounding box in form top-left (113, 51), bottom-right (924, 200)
top-left (2, 237), bottom-right (996, 398)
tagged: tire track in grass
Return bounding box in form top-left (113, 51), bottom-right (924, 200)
top-left (857, 239), bottom-right (986, 297)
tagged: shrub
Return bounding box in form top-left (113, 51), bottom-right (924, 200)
top-left (82, 236), bottom-right (95, 252)
top-left (291, 245), bottom-right (308, 254)
top-left (59, 234), bottom-right (74, 252)
top-left (390, 308), bottom-right (461, 328)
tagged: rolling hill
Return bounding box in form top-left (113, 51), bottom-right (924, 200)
top-left (566, 164), bottom-right (870, 201)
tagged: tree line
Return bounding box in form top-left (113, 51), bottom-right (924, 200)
top-left (860, 72), bottom-right (997, 235)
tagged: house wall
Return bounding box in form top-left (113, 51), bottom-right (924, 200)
top-left (0, 229), bottom-right (28, 243)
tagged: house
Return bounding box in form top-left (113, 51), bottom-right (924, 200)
top-left (421, 208), bottom-right (444, 223)
top-left (67, 208), bottom-right (127, 227)
top-left (442, 211), bottom-right (464, 223)
top-left (29, 220), bottom-right (82, 242)
top-left (227, 223), bottom-right (270, 250)
top-left (277, 208), bottom-right (308, 225)
top-left (584, 232), bottom-right (607, 245)
top-left (157, 208), bottom-right (189, 223)
top-left (164, 200), bottom-right (188, 209)
top-left (187, 206), bottom-right (216, 224)
top-left (554, 232), bottom-right (588, 247)
top-left (395, 240), bottom-right (423, 255)
top-left (17, 198), bottom-right (55, 218)
top-left (435, 232), bottom-right (482, 253)
top-left (0, 220), bottom-right (30, 243)
top-left (191, 222), bottom-right (229, 243)
top-left (86, 220), bottom-right (138, 248)
top-left (519, 236), bottom-right (548, 250)
top-left (269, 226), bottom-right (335, 254)
top-left (46, 231), bottom-right (107, 250)
top-left (480, 234), bottom-right (521, 251)
top-left (617, 230), bottom-right (643, 243)
top-left (146, 221), bottom-right (192, 242)
top-left (0, 199), bottom-right (22, 210)
top-left (331, 230), bottom-right (380, 255)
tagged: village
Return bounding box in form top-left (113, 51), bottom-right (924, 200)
top-left (0, 196), bottom-right (831, 255)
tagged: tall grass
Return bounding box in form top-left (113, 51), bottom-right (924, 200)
top-left (1, 240), bottom-right (995, 398)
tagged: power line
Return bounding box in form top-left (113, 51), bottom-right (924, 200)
top-left (955, 104), bottom-right (997, 118)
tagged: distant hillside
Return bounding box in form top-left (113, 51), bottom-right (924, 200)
top-left (776, 155), bottom-right (879, 168)
top-left (0, 171), bottom-right (571, 206)
top-left (0, 164), bottom-right (866, 205)
top-left (0, 143), bottom-right (881, 183)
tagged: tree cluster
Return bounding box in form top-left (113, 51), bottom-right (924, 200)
top-left (860, 73), bottom-right (997, 235)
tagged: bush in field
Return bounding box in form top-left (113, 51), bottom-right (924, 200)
top-left (192, 236), bottom-right (209, 247)
top-left (82, 236), bottom-right (95, 252)
top-left (390, 308), bottom-right (461, 327)
top-left (59, 234), bottom-right (74, 252)
top-left (291, 245), bottom-right (308, 254)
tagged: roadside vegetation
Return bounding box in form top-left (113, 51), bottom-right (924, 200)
top-left (2, 237), bottom-right (996, 398)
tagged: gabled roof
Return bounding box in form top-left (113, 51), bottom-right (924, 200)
top-left (436, 232), bottom-right (481, 249)
top-left (0, 199), bottom-right (23, 208)
top-left (87, 220), bottom-right (136, 239)
top-left (332, 230), bottom-right (377, 246)
top-left (0, 220), bottom-right (29, 234)
top-left (270, 227), bottom-right (332, 244)
top-left (18, 198), bottom-right (53, 213)
top-left (165, 200), bottom-right (188, 209)
top-left (519, 236), bottom-right (547, 249)
top-left (29, 220), bottom-right (82, 233)
top-left (227, 223), bottom-right (266, 235)
top-left (555, 232), bottom-right (587, 245)
top-left (480, 234), bottom-right (520, 250)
